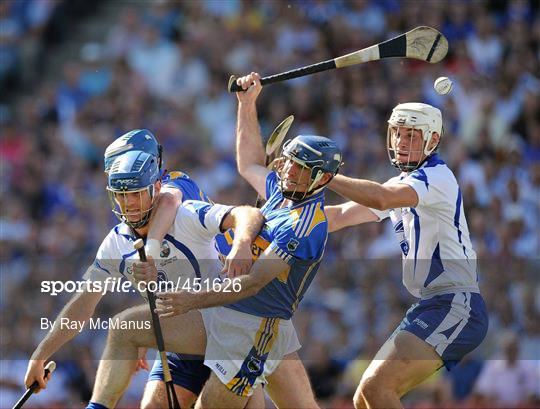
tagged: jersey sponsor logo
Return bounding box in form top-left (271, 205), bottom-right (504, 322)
top-left (251, 236), bottom-right (270, 260)
top-left (413, 318), bottom-right (429, 329)
top-left (160, 241), bottom-right (170, 258)
top-left (287, 238), bottom-right (299, 252)
top-left (215, 362), bottom-right (227, 376)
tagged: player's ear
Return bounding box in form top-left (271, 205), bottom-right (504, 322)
top-left (154, 180), bottom-right (162, 196)
top-left (429, 132), bottom-right (441, 150)
top-left (320, 172), bottom-right (333, 186)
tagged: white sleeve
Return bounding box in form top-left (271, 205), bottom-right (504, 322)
top-left (398, 167), bottom-right (448, 207)
top-left (82, 232), bottom-right (121, 282)
top-left (368, 207), bottom-right (390, 221)
top-left (179, 200), bottom-right (234, 240)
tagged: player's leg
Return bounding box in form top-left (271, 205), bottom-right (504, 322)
top-left (265, 352), bottom-right (320, 409)
top-left (141, 352), bottom-right (209, 409)
top-left (141, 381), bottom-right (196, 409)
top-left (195, 372), bottom-right (249, 408)
top-left (89, 304), bottom-right (206, 408)
top-left (244, 388), bottom-right (265, 409)
top-left (354, 292), bottom-right (488, 409)
top-left (353, 330), bottom-right (442, 409)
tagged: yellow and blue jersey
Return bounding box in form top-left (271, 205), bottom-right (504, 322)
top-left (218, 172), bottom-right (328, 319)
top-left (162, 170), bottom-right (212, 203)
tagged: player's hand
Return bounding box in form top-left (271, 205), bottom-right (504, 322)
top-left (135, 347), bottom-right (149, 372)
top-left (133, 256), bottom-right (158, 283)
top-left (222, 243), bottom-right (253, 278)
top-left (154, 290), bottom-right (193, 318)
top-left (236, 72), bottom-right (262, 104)
top-left (24, 360), bottom-right (51, 393)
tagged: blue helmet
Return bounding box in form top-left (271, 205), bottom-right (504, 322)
top-left (107, 150), bottom-right (160, 229)
top-left (104, 129), bottom-right (163, 173)
top-left (278, 135), bottom-right (342, 201)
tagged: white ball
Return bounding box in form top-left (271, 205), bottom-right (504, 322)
top-left (434, 76), bottom-right (453, 95)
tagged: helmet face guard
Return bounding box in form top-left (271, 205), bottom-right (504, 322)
top-left (386, 103), bottom-right (442, 172)
top-left (387, 125), bottom-right (433, 172)
top-left (107, 150), bottom-right (160, 229)
top-left (107, 185), bottom-right (156, 229)
top-left (277, 136), bottom-right (341, 202)
top-left (277, 156), bottom-right (325, 202)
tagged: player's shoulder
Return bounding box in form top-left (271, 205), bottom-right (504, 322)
top-left (162, 170), bottom-right (191, 183)
top-left (176, 199), bottom-right (224, 230)
top-left (265, 171), bottom-right (280, 195)
top-left (282, 195), bottom-right (328, 241)
top-left (163, 169), bottom-right (211, 203)
top-left (179, 199), bottom-right (211, 214)
top-left (421, 153), bottom-right (451, 175)
top-left (97, 223), bottom-right (135, 258)
top-left (411, 154), bottom-right (457, 186)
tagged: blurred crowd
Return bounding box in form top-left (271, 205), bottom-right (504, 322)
top-left (1, 1), bottom-right (539, 408)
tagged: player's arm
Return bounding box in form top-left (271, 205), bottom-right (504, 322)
top-left (25, 290), bottom-right (103, 391)
top-left (330, 174), bottom-right (419, 210)
top-left (133, 203), bottom-right (265, 282)
top-left (325, 201), bottom-right (380, 232)
top-left (146, 185), bottom-right (183, 259)
top-left (155, 248), bottom-right (287, 317)
top-left (220, 205), bottom-right (266, 277)
top-left (235, 72), bottom-right (270, 198)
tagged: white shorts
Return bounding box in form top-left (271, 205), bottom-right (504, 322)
top-left (200, 306), bottom-right (301, 397)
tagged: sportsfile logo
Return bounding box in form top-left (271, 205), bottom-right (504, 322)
top-left (40, 277), bottom-right (242, 296)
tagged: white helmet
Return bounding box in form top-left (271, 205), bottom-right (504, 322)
top-left (387, 102), bottom-right (443, 172)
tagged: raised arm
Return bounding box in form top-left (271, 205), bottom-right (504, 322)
top-left (325, 201), bottom-right (380, 232)
top-left (25, 290), bottom-right (103, 391)
top-left (235, 72), bottom-right (271, 198)
top-left (330, 174), bottom-right (419, 210)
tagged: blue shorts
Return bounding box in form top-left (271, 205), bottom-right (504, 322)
top-left (148, 352), bottom-right (210, 395)
top-left (393, 292), bottom-right (488, 370)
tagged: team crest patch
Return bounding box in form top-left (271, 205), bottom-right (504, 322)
top-left (247, 356), bottom-right (262, 374)
top-left (157, 270), bottom-right (169, 283)
top-left (287, 238), bottom-right (299, 252)
top-left (160, 241), bottom-right (170, 258)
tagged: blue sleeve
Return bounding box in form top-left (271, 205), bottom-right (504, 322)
top-left (269, 202), bottom-right (328, 264)
top-left (265, 171), bottom-right (279, 200)
top-left (162, 171), bottom-right (211, 202)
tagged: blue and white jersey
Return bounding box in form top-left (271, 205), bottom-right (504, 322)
top-left (218, 172), bottom-right (328, 320)
top-left (83, 201), bottom-right (231, 299)
top-left (372, 154), bottom-right (479, 299)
